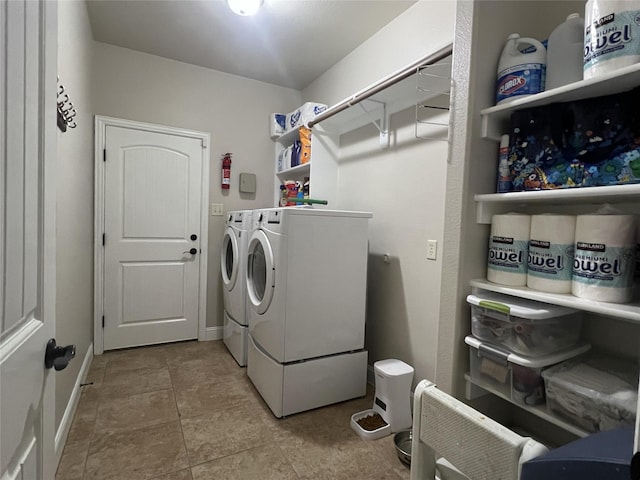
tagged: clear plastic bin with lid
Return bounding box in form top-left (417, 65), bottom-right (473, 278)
top-left (467, 292), bottom-right (583, 357)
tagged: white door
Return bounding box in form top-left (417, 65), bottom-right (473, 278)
top-left (1, 0), bottom-right (58, 479)
top-left (103, 125), bottom-right (205, 350)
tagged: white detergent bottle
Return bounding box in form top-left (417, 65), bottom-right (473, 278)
top-left (496, 34), bottom-right (546, 105)
top-left (546, 13), bottom-right (584, 89)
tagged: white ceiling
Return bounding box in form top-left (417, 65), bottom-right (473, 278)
top-left (85, 0), bottom-right (417, 90)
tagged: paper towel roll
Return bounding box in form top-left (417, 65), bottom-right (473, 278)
top-left (572, 214), bottom-right (637, 303)
top-left (527, 214), bottom-right (576, 293)
top-left (487, 213), bottom-right (531, 286)
top-left (584, 0), bottom-right (640, 79)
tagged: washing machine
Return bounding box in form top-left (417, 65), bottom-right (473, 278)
top-left (221, 210), bottom-right (253, 366)
top-left (246, 207), bottom-right (372, 417)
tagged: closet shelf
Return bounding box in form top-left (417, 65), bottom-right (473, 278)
top-left (315, 63), bottom-right (450, 136)
top-left (480, 62), bottom-right (640, 140)
top-left (470, 279), bottom-right (640, 323)
top-left (475, 184), bottom-right (640, 204)
top-left (310, 43), bottom-right (452, 137)
top-left (474, 184), bottom-right (640, 224)
top-left (276, 162), bottom-right (310, 178)
top-left (464, 374), bottom-right (589, 438)
top-left (275, 127), bottom-right (302, 146)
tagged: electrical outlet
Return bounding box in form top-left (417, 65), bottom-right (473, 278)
top-left (427, 240), bottom-right (437, 260)
top-left (210, 203), bottom-right (224, 216)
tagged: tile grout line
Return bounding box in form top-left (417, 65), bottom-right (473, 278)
top-left (78, 352), bottom-right (110, 480)
top-left (273, 443), bottom-right (305, 480)
top-left (186, 440), bottom-right (276, 470)
top-left (170, 354), bottom-right (197, 474)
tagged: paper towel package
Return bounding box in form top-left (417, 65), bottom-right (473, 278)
top-left (572, 214), bottom-right (637, 303)
top-left (584, 0), bottom-right (640, 80)
top-left (285, 102), bottom-right (327, 132)
top-left (487, 213), bottom-right (531, 286)
top-left (506, 87), bottom-right (640, 191)
top-left (270, 103), bottom-right (327, 139)
top-left (527, 214), bottom-right (576, 293)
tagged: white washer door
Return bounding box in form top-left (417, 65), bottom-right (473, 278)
top-left (221, 227), bottom-right (239, 291)
top-left (246, 229), bottom-right (275, 315)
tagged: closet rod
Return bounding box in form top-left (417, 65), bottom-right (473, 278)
top-left (308, 42), bottom-right (453, 129)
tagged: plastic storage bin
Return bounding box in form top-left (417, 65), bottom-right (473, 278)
top-left (466, 335), bottom-right (590, 406)
top-left (467, 293), bottom-right (582, 356)
top-left (541, 354), bottom-right (639, 433)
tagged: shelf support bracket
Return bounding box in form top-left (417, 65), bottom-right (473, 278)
top-left (357, 99), bottom-right (389, 149)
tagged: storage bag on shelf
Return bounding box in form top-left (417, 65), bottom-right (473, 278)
top-left (507, 86), bottom-right (640, 191)
top-left (541, 353), bottom-right (639, 433)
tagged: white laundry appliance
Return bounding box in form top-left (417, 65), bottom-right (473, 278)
top-left (221, 210), bottom-right (253, 366)
top-left (246, 207), bottom-right (372, 417)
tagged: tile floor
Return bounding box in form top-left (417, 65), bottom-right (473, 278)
top-left (56, 340), bottom-right (410, 480)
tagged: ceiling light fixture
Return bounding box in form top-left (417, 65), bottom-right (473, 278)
top-left (227, 0), bottom-right (263, 16)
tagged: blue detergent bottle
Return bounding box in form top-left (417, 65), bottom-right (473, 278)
top-left (496, 34), bottom-right (546, 105)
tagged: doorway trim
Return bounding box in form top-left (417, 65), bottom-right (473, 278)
top-left (94, 116), bottom-right (211, 355)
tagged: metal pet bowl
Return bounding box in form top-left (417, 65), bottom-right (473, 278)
top-left (393, 429), bottom-right (412, 466)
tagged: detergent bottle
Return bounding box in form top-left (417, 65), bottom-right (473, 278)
top-left (496, 34), bottom-right (546, 105)
top-left (546, 13), bottom-right (584, 89)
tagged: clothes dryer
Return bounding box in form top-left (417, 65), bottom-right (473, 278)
top-left (221, 210), bottom-right (253, 366)
top-left (246, 207), bottom-right (372, 417)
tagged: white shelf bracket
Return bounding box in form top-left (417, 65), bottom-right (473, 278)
top-left (357, 99), bottom-right (389, 149)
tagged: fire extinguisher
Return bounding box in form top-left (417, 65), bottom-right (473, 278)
top-left (221, 153), bottom-right (232, 189)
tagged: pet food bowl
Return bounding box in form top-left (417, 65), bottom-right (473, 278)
top-left (394, 429), bottom-right (412, 466)
top-left (350, 409), bottom-right (391, 440)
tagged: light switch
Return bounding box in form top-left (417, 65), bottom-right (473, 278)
top-left (239, 172), bottom-right (256, 193)
top-left (210, 203), bottom-right (224, 216)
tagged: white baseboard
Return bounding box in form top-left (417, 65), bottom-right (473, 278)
top-left (203, 326), bottom-right (223, 341)
top-left (55, 342), bottom-right (93, 460)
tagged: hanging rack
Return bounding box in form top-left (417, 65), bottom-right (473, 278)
top-left (57, 77), bottom-right (77, 132)
top-left (415, 58), bottom-right (452, 142)
top-left (307, 42), bottom-right (453, 131)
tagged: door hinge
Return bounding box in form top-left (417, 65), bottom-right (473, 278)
top-left (102, 316), bottom-right (105, 328)
top-left (201, 138), bottom-right (207, 148)
top-left (102, 233), bottom-right (105, 246)
top-left (103, 148), bottom-right (106, 162)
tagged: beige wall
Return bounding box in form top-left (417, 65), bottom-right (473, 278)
top-left (302, 1), bottom-right (456, 387)
top-left (303, 1), bottom-right (455, 106)
top-left (56, 0), bottom-right (95, 429)
top-left (91, 42), bottom-right (301, 330)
